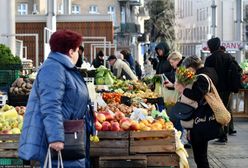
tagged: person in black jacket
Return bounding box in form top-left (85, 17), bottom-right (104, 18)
top-left (92, 50), bottom-right (104, 68)
top-left (205, 37), bottom-right (235, 144)
top-left (155, 42), bottom-right (173, 82)
top-left (75, 46), bottom-right (84, 68)
top-left (175, 56), bottom-right (221, 168)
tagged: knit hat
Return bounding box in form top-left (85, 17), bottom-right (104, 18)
top-left (207, 37), bottom-right (221, 53)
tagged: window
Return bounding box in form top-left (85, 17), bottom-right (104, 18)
top-left (18, 3), bottom-right (28, 15)
top-left (89, 5), bottom-right (98, 14)
top-left (72, 5), bottom-right (80, 14)
top-left (108, 6), bottom-right (115, 14)
top-left (58, 4), bottom-right (63, 14)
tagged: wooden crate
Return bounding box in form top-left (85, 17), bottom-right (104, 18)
top-left (147, 154), bottom-right (179, 167)
top-left (0, 134), bottom-right (19, 158)
top-left (99, 155), bottom-right (147, 168)
top-left (130, 130), bottom-right (176, 154)
top-left (90, 131), bottom-right (129, 156)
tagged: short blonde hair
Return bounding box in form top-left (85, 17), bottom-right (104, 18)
top-left (167, 51), bottom-right (182, 61)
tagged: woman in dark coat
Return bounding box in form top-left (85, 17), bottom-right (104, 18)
top-left (92, 50), bottom-right (104, 68)
top-left (155, 42), bottom-right (173, 82)
top-left (175, 56), bottom-right (221, 168)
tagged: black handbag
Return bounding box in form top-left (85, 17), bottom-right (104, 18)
top-left (52, 120), bottom-right (86, 160)
top-left (169, 102), bottom-right (195, 121)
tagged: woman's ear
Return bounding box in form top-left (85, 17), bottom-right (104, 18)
top-left (68, 49), bottom-right (74, 58)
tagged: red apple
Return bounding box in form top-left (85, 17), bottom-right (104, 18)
top-left (101, 121), bottom-right (111, 131)
top-left (120, 118), bottom-right (131, 125)
top-left (94, 121), bottom-right (102, 131)
top-left (15, 106), bottom-right (20, 112)
top-left (130, 121), bottom-right (140, 131)
top-left (100, 111), bottom-right (114, 121)
top-left (114, 111), bottom-right (125, 121)
top-left (111, 122), bottom-right (120, 131)
top-left (120, 120), bottom-right (132, 131)
top-left (96, 113), bottom-right (106, 123)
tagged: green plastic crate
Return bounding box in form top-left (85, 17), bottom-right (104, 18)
top-left (0, 158), bottom-right (23, 166)
top-left (0, 70), bottom-right (19, 89)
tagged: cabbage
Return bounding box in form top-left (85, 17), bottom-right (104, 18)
top-left (104, 72), bottom-right (115, 85)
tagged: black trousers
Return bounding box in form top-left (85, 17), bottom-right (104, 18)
top-left (190, 130), bottom-right (210, 168)
top-left (218, 91), bottom-right (231, 140)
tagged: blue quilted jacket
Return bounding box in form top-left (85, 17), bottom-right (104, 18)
top-left (18, 52), bottom-right (91, 163)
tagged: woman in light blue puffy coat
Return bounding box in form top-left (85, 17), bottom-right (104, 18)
top-left (18, 30), bottom-right (94, 167)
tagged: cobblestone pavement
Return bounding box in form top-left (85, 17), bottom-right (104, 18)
top-left (188, 121), bottom-right (248, 168)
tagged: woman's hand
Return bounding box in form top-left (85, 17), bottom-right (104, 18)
top-left (50, 142), bottom-right (64, 152)
top-left (164, 80), bottom-right (174, 88)
top-left (174, 82), bottom-right (185, 93)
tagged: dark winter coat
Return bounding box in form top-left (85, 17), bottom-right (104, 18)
top-left (18, 52), bottom-right (91, 165)
top-left (92, 57), bottom-right (104, 68)
top-left (204, 50), bottom-right (232, 93)
top-left (155, 42), bottom-right (173, 81)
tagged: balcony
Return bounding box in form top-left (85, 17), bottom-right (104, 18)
top-left (120, 23), bottom-right (140, 33)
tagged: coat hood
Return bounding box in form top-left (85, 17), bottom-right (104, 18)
top-left (155, 42), bottom-right (170, 58)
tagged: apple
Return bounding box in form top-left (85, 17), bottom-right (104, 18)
top-left (114, 111), bottom-right (125, 121)
top-left (111, 122), bottom-right (120, 131)
top-left (94, 121), bottom-right (102, 131)
top-left (130, 121), bottom-right (140, 131)
top-left (1, 130), bottom-right (12, 134)
top-left (101, 121), bottom-right (111, 131)
top-left (15, 106), bottom-right (20, 113)
top-left (120, 119), bottom-right (132, 131)
top-left (96, 113), bottom-right (106, 123)
top-left (100, 111), bottom-right (114, 121)
top-left (119, 118), bottom-right (130, 125)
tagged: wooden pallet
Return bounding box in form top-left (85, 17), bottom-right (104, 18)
top-left (99, 155), bottom-right (147, 168)
top-left (90, 131), bottom-right (129, 156)
top-left (130, 130), bottom-right (176, 154)
top-left (0, 134), bottom-right (19, 158)
top-left (147, 153), bottom-right (179, 167)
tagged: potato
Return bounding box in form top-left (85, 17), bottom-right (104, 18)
top-left (17, 78), bottom-right (24, 88)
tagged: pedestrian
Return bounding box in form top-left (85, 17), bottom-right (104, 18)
top-left (120, 49), bottom-right (135, 71)
top-left (155, 42), bottom-right (173, 82)
top-left (92, 50), bottom-right (104, 68)
top-left (135, 60), bottom-right (142, 80)
top-left (76, 45), bottom-right (84, 68)
top-left (175, 56), bottom-right (221, 168)
top-left (205, 37), bottom-right (236, 145)
top-left (18, 30), bottom-right (94, 167)
top-left (107, 55), bottom-right (138, 80)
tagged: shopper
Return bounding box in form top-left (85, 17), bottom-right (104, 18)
top-left (164, 51), bottom-right (184, 88)
top-left (120, 49), bottom-right (135, 71)
top-left (76, 45), bottom-right (84, 68)
top-left (174, 56), bottom-right (221, 168)
top-left (107, 55), bottom-right (138, 80)
top-left (155, 42), bottom-right (173, 82)
top-left (205, 37), bottom-right (235, 144)
top-left (18, 30), bottom-right (94, 167)
top-left (92, 50), bottom-right (104, 68)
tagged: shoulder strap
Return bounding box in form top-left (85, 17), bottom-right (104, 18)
top-left (197, 74), bottom-right (211, 92)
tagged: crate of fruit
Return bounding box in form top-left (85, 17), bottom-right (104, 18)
top-left (0, 134), bottom-right (20, 158)
top-left (129, 130), bottom-right (176, 154)
top-left (90, 131), bottom-right (129, 156)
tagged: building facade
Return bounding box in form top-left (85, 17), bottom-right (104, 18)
top-left (175, 0), bottom-right (241, 59)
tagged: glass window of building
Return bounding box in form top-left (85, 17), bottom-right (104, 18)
top-left (89, 5), bottom-right (98, 14)
top-left (72, 5), bottom-right (80, 14)
top-left (58, 4), bottom-right (63, 14)
top-left (18, 3), bottom-right (28, 15)
top-left (108, 6), bottom-right (115, 14)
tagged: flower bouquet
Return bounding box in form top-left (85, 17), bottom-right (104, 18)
top-left (175, 66), bottom-right (196, 86)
